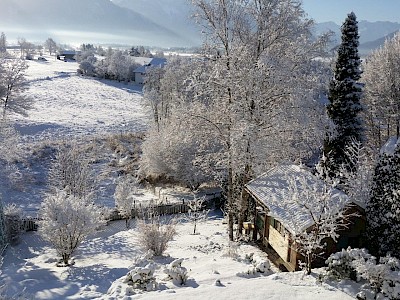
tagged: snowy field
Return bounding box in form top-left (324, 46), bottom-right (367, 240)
top-left (1, 213), bottom-right (359, 299)
top-left (14, 55), bottom-right (148, 142)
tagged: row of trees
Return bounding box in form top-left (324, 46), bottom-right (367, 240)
top-left (77, 48), bottom-right (141, 82)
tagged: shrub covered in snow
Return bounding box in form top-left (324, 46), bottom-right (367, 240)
top-left (325, 248), bottom-right (400, 300)
top-left (163, 258), bottom-right (188, 285)
top-left (125, 266), bottom-right (158, 291)
top-left (237, 252), bottom-right (271, 277)
top-left (38, 190), bottom-right (105, 266)
top-left (107, 259), bottom-right (158, 297)
top-left (356, 255), bottom-right (400, 300)
top-left (325, 247), bottom-right (373, 281)
top-left (136, 218), bottom-right (176, 256)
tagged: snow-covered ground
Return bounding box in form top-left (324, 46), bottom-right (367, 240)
top-left (15, 55), bottom-right (148, 142)
top-left (1, 212), bottom-right (359, 299)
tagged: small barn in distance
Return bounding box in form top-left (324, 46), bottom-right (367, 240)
top-left (132, 57), bottom-right (167, 84)
top-left (245, 164), bottom-right (366, 271)
top-left (57, 50), bottom-right (80, 61)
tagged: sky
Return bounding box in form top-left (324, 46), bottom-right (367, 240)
top-left (302, 0), bottom-right (400, 24)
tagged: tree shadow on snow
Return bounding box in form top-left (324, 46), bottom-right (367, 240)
top-left (66, 264), bottom-right (128, 294)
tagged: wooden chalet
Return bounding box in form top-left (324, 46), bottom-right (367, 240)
top-left (245, 164), bottom-right (366, 271)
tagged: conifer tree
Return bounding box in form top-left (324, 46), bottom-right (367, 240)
top-left (323, 12), bottom-right (363, 177)
top-left (0, 198), bottom-right (6, 253)
top-left (366, 140), bottom-right (400, 258)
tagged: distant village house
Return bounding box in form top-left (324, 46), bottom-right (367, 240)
top-left (132, 57), bottom-right (167, 84)
top-left (57, 50), bottom-right (80, 61)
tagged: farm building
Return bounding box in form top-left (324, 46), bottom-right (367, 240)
top-left (245, 164), bottom-right (366, 271)
top-left (57, 50), bottom-right (80, 61)
top-left (132, 57), bottom-right (167, 84)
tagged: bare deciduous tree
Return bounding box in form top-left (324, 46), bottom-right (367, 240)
top-left (47, 143), bottom-right (96, 201)
top-left (114, 175), bottom-right (137, 228)
top-left (275, 172), bottom-right (355, 275)
top-left (185, 196), bottom-right (209, 235)
top-left (44, 38), bottom-right (57, 55)
top-left (362, 32), bottom-right (400, 150)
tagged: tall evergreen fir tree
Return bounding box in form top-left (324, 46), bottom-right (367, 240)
top-left (366, 140), bottom-right (400, 258)
top-left (0, 199), bottom-right (6, 253)
top-left (323, 12), bottom-right (363, 177)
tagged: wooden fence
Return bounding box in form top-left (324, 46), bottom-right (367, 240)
top-left (18, 194), bottom-right (223, 230)
top-left (108, 196), bottom-right (222, 222)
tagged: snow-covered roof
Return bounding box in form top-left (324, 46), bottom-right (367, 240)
top-left (133, 57), bottom-right (167, 73)
top-left (131, 56), bottom-right (153, 65)
top-left (246, 165), bottom-right (349, 234)
top-left (58, 50), bottom-right (79, 55)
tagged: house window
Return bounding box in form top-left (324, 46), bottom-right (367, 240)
top-left (272, 218), bottom-right (284, 235)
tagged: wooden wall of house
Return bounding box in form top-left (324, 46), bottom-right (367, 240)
top-left (269, 225), bottom-right (289, 261)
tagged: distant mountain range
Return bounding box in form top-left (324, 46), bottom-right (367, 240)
top-left (314, 21), bottom-right (400, 55)
top-left (0, 0), bottom-right (398, 52)
top-left (0, 0), bottom-right (196, 47)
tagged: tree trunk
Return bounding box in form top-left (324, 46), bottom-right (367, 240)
top-left (228, 166), bottom-right (234, 241)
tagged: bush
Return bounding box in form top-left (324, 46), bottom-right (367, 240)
top-left (124, 265), bottom-right (158, 291)
top-left (136, 219), bottom-right (176, 256)
top-left (164, 258), bottom-right (188, 285)
top-left (325, 247), bottom-right (373, 281)
top-left (325, 248), bottom-right (400, 300)
top-left (38, 190), bottom-right (105, 266)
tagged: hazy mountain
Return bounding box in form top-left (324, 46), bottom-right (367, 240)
top-left (314, 20), bottom-right (400, 54)
top-left (359, 31), bottom-right (399, 55)
top-left (0, 0), bottom-right (193, 47)
top-left (111, 0), bottom-right (201, 46)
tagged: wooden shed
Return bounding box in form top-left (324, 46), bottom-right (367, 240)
top-left (245, 164), bottom-right (366, 271)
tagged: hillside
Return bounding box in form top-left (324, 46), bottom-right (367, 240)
top-left (0, 0), bottom-right (192, 47)
top-left (314, 20), bottom-right (400, 54)
top-left (112, 0), bottom-right (202, 46)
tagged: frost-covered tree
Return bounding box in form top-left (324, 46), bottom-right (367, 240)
top-left (275, 170), bottom-right (353, 275)
top-left (366, 138), bottom-right (400, 258)
top-left (183, 0), bottom-right (331, 239)
top-left (0, 55), bottom-right (32, 118)
top-left (338, 138), bottom-right (374, 206)
top-left (141, 0), bottom-right (331, 240)
top-left (17, 38), bottom-right (35, 60)
top-left (0, 32), bottom-right (7, 53)
top-left (39, 190), bottom-right (105, 266)
top-left (185, 197), bottom-right (209, 235)
top-left (47, 144), bottom-right (95, 201)
top-left (362, 32), bottom-right (400, 151)
top-left (114, 175), bottom-right (137, 228)
top-left (324, 12), bottom-right (363, 177)
top-left (44, 38), bottom-right (57, 55)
